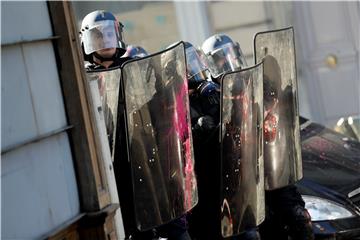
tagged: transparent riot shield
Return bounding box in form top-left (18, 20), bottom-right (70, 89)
top-left (254, 27), bottom-right (303, 190)
top-left (86, 66), bottom-right (122, 154)
top-left (86, 66), bottom-right (124, 238)
top-left (120, 42), bottom-right (198, 231)
top-left (220, 63), bottom-right (265, 238)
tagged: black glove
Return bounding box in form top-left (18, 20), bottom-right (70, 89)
top-left (197, 115), bottom-right (216, 132)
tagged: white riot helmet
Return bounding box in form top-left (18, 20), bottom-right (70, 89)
top-left (201, 34), bottom-right (247, 78)
top-left (80, 10), bottom-right (126, 62)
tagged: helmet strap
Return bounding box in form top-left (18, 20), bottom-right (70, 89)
top-left (92, 48), bottom-right (126, 63)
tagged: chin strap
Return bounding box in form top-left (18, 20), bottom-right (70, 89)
top-left (92, 48), bottom-right (126, 63)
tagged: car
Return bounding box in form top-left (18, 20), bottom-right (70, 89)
top-left (296, 116), bottom-right (360, 239)
top-left (333, 115), bottom-right (360, 142)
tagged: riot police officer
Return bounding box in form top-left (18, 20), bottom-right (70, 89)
top-left (182, 41), bottom-right (221, 240)
top-left (80, 10), bottom-right (191, 240)
top-left (259, 55), bottom-right (314, 240)
top-left (201, 35), bottom-right (262, 240)
top-left (183, 41), bottom-right (261, 240)
top-left (202, 34), bottom-right (314, 240)
top-left (80, 10), bottom-right (131, 153)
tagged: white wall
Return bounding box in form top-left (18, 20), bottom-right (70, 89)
top-left (1, 2), bottom-right (80, 239)
top-left (173, 1), bottom-right (211, 47)
top-left (175, 1), bottom-right (359, 126)
top-left (292, 1), bottom-right (360, 126)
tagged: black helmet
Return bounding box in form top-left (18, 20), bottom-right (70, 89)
top-left (201, 34), bottom-right (247, 78)
top-left (79, 10), bottom-right (126, 62)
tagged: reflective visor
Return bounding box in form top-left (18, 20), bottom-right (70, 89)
top-left (207, 42), bottom-right (246, 77)
top-left (185, 46), bottom-right (208, 81)
top-left (82, 20), bottom-right (123, 54)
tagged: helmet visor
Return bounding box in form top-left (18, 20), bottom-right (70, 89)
top-left (82, 20), bottom-right (124, 54)
top-left (207, 42), bottom-right (246, 77)
top-left (185, 46), bottom-right (208, 81)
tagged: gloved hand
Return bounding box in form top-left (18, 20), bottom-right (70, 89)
top-left (197, 115), bottom-right (216, 132)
